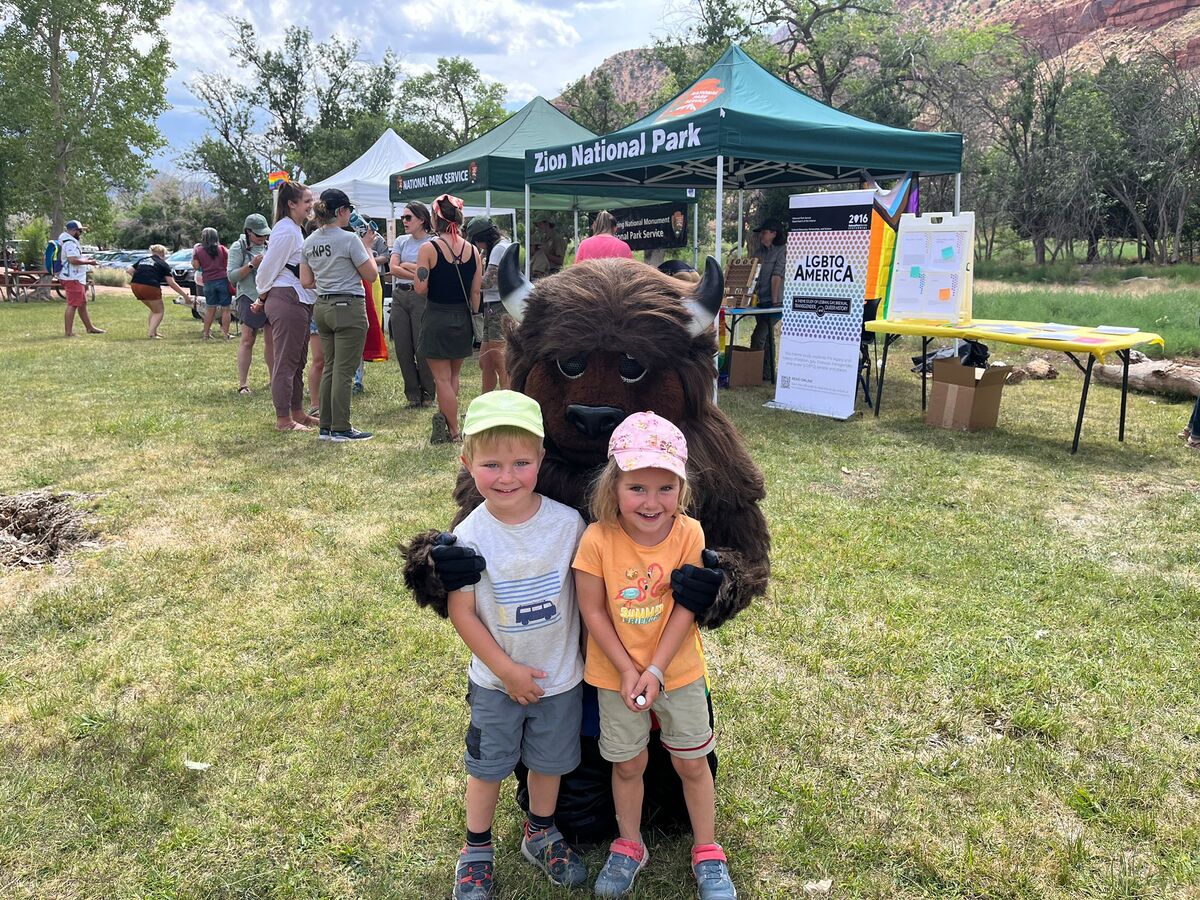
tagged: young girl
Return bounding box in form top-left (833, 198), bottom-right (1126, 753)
top-left (572, 411), bottom-right (734, 899)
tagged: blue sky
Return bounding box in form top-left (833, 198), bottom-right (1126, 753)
top-left (155, 0), bottom-right (680, 173)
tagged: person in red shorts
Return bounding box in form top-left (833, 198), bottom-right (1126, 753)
top-left (60, 220), bottom-right (103, 337)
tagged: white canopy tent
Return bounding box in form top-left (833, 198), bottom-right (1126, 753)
top-left (308, 128), bottom-right (515, 239)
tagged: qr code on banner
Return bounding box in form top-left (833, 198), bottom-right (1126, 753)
top-left (780, 376), bottom-right (791, 389)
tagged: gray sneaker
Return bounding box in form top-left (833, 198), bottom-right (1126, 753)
top-left (520, 824), bottom-right (587, 887)
top-left (593, 839), bottom-right (648, 897)
top-left (453, 844), bottom-right (495, 900)
top-left (431, 412), bottom-right (451, 444)
top-left (694, 858), bottom-right (737, 899)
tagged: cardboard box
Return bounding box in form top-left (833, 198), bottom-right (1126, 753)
top-left (727, 346), bottom-right (765, 387)
top-left (926, 359), bottom-right (1012, 431)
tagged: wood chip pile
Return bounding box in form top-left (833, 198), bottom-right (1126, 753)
top-left (0, 490), bottom-right (97, 568)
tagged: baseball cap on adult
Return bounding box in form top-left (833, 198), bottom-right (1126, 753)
top-left (319, 188), bottom-right (352, 214)
top-left (243, 213), bottom-right (271, 236)
top-left (465, 216), bottom-right (494, 241)
top-left (463, 390), bottom-right (545, 438)
top-left (65, 220), bottom-right (86, 232)
top-left (607, 411), bottom-right (688, 480)
top-left (753, 218), bottom-right (784, 233)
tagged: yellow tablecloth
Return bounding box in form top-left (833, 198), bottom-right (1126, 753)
top-left (865, 318), bottom-right (1164, 361)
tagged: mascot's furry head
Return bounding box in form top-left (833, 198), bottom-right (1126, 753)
top-left (499, 245), bottom-right (733, 473)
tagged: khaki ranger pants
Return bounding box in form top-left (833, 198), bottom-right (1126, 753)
top-left (314, 293), bottom-right (368, 433)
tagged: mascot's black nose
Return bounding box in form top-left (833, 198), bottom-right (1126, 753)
top-left (566, 404), bottom-right (626, 440)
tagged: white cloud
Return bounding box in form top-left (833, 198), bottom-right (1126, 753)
top-left (152, 0), bottom-right (677, 171)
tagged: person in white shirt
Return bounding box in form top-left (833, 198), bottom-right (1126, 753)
top-left (466, 216), bottom-right (512, 392)
top-left (59, 220), bottom-right (103, 337)
top-left (253, 181), bottom-right (317, 432)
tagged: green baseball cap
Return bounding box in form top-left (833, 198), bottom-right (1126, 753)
top-left (463, 390), bottom-right (544, 438)
top-left (244, 213), bottom-right (271, 236)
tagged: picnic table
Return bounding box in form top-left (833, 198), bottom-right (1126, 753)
top-left (865, 317), bottom-right (1165, 453)
top-left (1, 267), bottom-right (95, 303)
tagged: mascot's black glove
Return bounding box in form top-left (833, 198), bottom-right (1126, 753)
top-left (430, 532), bottom-right (486, 592)
top-left (671, 549), bottom-right (724, 616)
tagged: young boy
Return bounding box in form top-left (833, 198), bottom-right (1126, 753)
top-left (445, 390), bottom-right (589, 899)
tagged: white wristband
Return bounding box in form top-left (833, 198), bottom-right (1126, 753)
top-left (646, 664), bottom-right (665, 688)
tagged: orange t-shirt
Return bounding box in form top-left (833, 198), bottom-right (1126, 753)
top-left (572, 514), bottom-right (706, 691)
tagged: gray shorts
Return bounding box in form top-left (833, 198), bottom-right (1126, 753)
top-left (465, 680), bottom-right (582, 781)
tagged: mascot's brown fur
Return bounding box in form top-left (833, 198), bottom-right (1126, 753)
top-left (401, 248), bottom-right (771, 843)
top-left (404, 255), bottom-right (770, 626)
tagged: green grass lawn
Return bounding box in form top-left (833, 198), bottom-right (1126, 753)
top-left (2, 293), bottom-right (1199, 899)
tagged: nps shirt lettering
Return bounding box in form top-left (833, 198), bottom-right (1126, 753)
top-left (302, 226), bottom-right (370, 296)
top-left (572, 514), bottom-right (706, 692)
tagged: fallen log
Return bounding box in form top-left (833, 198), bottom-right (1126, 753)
top-left (1093, 357), bottom-right (1200, 398)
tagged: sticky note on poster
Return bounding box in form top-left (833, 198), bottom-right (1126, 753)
top-left (910, 266), bottom-right (921, 277)
top-left (931, 234), bottom-right (957, 267)
top-left (927, 273), bottom-right (955, 304)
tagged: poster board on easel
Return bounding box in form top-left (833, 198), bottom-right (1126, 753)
top-left (882, 212), bottom-right (974, 324)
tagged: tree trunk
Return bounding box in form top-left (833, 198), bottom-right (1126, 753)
top-left (1086, 231), bottom-right (1098, 262)
top-left (1093, 358), bottom-right (1200, 398)
top-left (49, 22), bottom-right (65, 235)
top-left (1033, 234), bottom-right (1047, 265)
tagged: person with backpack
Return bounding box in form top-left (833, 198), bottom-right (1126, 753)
top-left (193, 227), bottom-right (232, 340)
top-left (57, 220), bottom-right (103, 337)
top-left (413, 193), bottom-right (481, 444)
top-left (228, 214), bottom-right (274, 394)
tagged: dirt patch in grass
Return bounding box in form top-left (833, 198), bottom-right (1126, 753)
top-left (0, 490), bottom-right (98, 568)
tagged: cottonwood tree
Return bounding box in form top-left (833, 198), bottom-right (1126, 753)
top-left (395, 57), bottom-right (508, 158)
top-left (0, 0), bottom-right (170, 233)
top-left (558, 71), bottom-right (639, 134)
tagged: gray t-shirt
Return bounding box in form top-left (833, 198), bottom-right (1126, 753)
top-left (453, 495), bottom-right (587, 698)
top-left (391, 233), bottom-right (432, 285)
top-left (302, 226), bottom-right (370, 296)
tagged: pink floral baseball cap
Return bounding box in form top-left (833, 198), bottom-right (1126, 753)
top-left (607, 411), bottom-right (688, 480)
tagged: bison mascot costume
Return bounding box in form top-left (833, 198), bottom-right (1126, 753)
top-left (402, 245), bottom-right (770, 843)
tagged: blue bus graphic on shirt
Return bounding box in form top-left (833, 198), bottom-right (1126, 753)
top-left (493, 570), bottom-right (562, 633)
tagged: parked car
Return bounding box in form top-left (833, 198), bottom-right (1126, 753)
top-left (165, 249), bottom-right (198, 291)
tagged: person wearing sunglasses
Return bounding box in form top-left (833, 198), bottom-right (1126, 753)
top-left (299, 188), bottom-right (379, 442)
top-left (389, 201), bottom-right (436, 408)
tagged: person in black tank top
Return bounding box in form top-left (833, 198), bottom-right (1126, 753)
top-left (414, 193), bottom-right (482, 443)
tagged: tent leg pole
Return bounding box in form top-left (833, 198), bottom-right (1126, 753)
top-left (715, 155), bottom-right (724, 264)
top-left (693, 203), bottom-right (699, 268)
top-left (573, 205), bottom-right (578, 257)
top-left (485, 189), bottom-right (491, 217)
top-left (954, 174), bottom-right (961, 215)
top-left (737, 189), bottom-right (744, 256)
top-left (524, 184), bottom-right (531, 280)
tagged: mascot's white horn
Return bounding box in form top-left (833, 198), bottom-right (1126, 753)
top-left (498, 243), bottom-right (531, 324)
top-left (683, 256), bottom-right (724, 337)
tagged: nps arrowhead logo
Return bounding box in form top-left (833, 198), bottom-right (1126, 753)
top-left (657, 78), bottom-right (724, 121)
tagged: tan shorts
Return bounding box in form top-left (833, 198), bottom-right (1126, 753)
top-left (596, 675), bottom-right (714, 763)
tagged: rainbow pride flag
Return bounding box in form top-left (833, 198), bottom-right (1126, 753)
top-left (267, 170), bottom-right (289, 190)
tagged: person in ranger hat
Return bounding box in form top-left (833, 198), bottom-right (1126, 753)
top-left (435, 390), bottom-right (590, 898)
top-left (228, 213), bottom-right (274, 394)
top-left (59, 219), bottom-right (103, 337)
top-left (750, 217), bottom-right (787, 383)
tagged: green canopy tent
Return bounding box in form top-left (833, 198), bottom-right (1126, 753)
top-left (524, 45), bottom-right (964, 260)
top-left (389, 97), bottom-right (691, 274)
